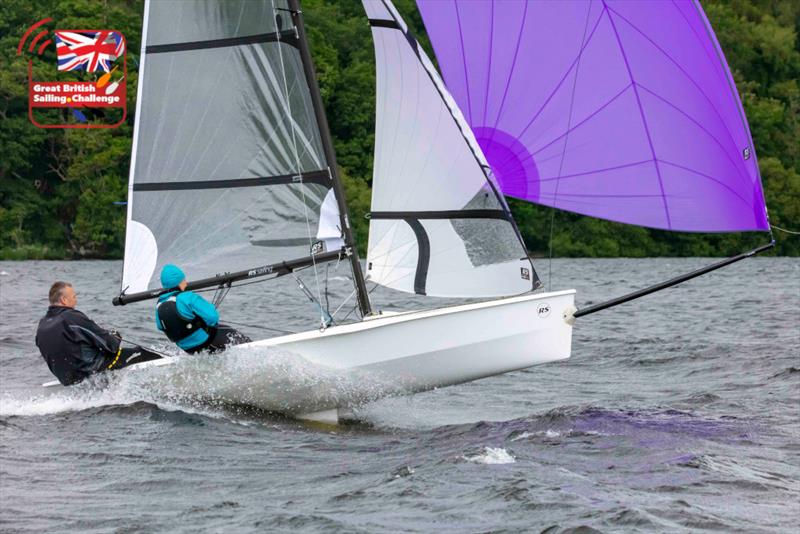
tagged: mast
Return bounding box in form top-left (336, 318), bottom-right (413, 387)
top-left (288, 0), bottom-right (372, 317)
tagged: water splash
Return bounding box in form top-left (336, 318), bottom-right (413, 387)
top-left (0, 343), bottom-right (405, 419)
top-left (462, 447), bottom-right (515, 465)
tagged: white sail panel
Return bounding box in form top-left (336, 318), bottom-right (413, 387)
top-left (121, 0), bottom-right (341, 293)
top-left (363, 0), bottom-right (537, 297)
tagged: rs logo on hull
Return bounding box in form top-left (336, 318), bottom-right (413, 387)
top-left (537, 303), bottom-right (551, 318)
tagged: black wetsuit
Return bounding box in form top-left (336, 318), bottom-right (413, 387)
top-left (184, 325), bottom-right (252, 354)
top-left (35, 306), bottom-right (161, 386)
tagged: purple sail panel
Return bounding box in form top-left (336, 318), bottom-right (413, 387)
top-left (417, 0), bottom-right (769, 232)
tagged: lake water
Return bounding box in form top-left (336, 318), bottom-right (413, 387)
top-left (1, 258), bottom-right (798, 532)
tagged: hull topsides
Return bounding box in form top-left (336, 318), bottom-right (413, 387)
top-left (53, 290), bottom-right (576, 419)
top-left (269, 289), bottom-right (576, 394)
top-left (156, 290), bottom-right (573, 415)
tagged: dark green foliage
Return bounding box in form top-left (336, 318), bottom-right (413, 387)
top-left (1, 0), bottom-right (142, 258)
top-left (1, 0), bottom-right (797, 260)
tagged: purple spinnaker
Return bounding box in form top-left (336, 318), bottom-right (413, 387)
top-left (416, 0), bottom-right (769, 232)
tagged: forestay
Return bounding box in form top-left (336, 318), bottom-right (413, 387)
top-left (362, 0), bottom-right (538, 298)
top-left (121, 0), bottom-right (343, 294)
top-left (417, 0), bottom-right (770, 233)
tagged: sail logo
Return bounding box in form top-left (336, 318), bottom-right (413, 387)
top-left (537, 303), bottom-right (551, 319)
top-left (248, 266), bottom-right (274, 277)
top-left (16, 18), bottom-right (127, 129)
top-left (310, 241), bottom-right (324, 255)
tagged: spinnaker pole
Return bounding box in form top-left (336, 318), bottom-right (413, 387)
top-left (288, 0), bottom-right (372, 318)
top-left (571, 241), bottom-right (775, 319)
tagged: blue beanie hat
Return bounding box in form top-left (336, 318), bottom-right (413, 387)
top-left (160, 264), bottom-right (185, 289)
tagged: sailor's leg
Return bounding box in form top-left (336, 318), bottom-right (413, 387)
top-left (205, 324), bottom-right (251, 353)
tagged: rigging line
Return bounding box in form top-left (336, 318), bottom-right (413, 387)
top-left (324, 263), bottom-right (332, 318)
top-left (272, 0), bottom-right (324, 328)
top-left (772, 224), bottom-right (800, 235)
top-left (212, 284), bottom-right (231, 309)
top-left (340, 282), bottom-right (382, 323)
top-left (290, 270), bottom-right (334, 327)
top-left (331, 288), bottom-right (357, 319)
top-left (221, 319), bottom-right (296, 335)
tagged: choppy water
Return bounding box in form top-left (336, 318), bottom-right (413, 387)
top-left (1, 258), bottom-right (798, 533)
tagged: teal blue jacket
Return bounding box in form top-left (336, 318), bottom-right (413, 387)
top-left (155, 291), bottom-right (219, 350)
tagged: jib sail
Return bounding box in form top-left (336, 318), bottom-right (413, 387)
top-left (362, 0), bottom-right (539, 298)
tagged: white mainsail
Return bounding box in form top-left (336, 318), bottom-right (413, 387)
top-left (362, 0), bottom-right (539, 297)
top-left (122, 0), bottom-right (342, 293)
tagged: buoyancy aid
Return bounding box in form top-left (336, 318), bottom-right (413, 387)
top-left (156, 295), bottom-right (209, 343)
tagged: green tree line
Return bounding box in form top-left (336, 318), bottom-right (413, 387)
top-left (1, 0), bottom-right (797, 260)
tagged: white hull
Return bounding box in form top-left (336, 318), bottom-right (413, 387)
top-left (49, 290), bottom-right (576, 422)
top-left (278, 289), bottom-right (576, 392)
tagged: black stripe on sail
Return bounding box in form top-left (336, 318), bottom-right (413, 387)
top-left (146, 29), bottom-right (299, 54)
top-left (369, 211), bottom-right (510, 296)
top-left (369, 19), bottom-right (402, 30)
top-left (404, 219), bottom-right (430, 296)
top-left (370, 209), bottom-right (511, 221)
top-left (134, 170), bottom-right (331, 191)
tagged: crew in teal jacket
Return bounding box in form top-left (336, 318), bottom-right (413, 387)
top-left (155, 265), bottom-right (250, 353)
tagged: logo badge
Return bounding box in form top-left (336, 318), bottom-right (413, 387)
top-left (310, 241), bottom-right (324, 255)
top-left (537, 303), bottom-right (551, 318)
top-left (17, 19), bottom-right (127, 128)
top-left (521, 267), bottom-right (530, 280)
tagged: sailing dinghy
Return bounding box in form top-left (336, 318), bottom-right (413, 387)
top-left (99, 0), bottom-right (771, 423)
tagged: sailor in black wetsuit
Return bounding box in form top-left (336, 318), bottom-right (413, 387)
top-left (35, 281), bottom-right (162, 386)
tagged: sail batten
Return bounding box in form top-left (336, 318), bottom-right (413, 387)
top-left (418, 0), bottom-right (770, 233)
top-left (133, 170), bottom-right (332, 191)
top-left (145, 30), bottom-right (299, 54)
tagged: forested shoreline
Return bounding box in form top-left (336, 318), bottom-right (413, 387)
top-left (1, 0), bottom-right (797, 259)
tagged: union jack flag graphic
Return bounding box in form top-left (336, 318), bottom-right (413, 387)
top-left (55, 30), bottom-right (124, 72)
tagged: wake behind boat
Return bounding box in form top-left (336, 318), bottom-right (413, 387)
top-left (86, 0), bottom-right (773, 423)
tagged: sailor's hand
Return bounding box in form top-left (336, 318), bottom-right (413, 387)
top-left (109, 329), bottom-right (122, 340)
